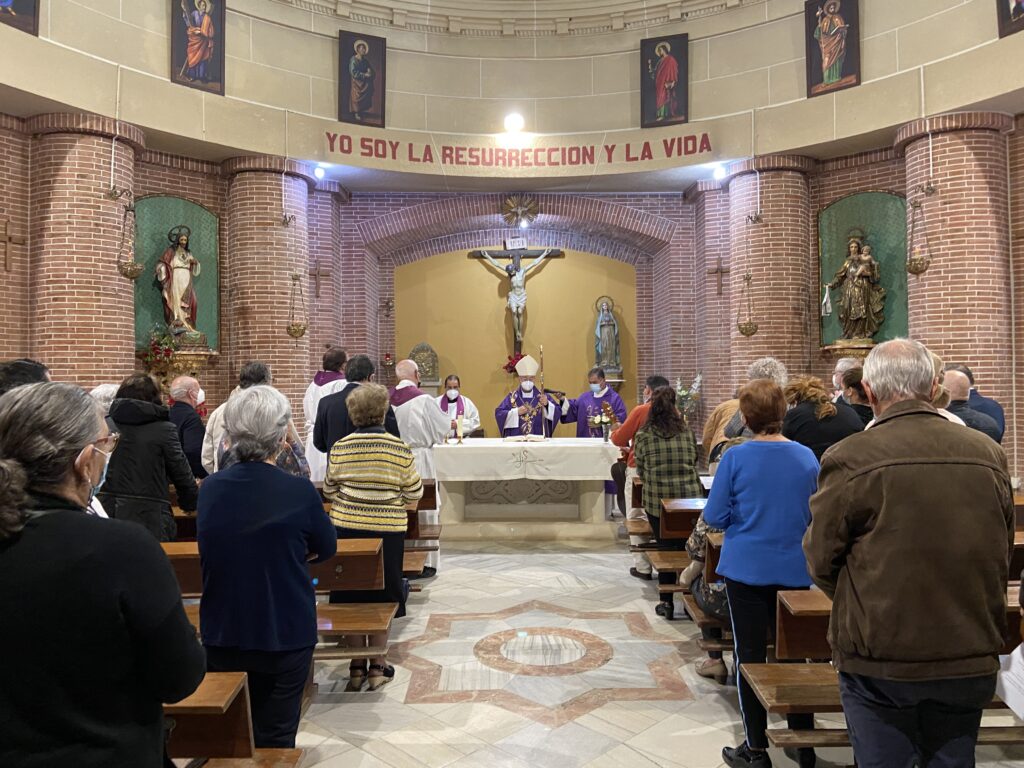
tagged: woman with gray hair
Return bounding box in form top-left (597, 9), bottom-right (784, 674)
top-left (0, 382), bottom-right (206, 767)
top-left (197, 385), bottom-right (336, 748)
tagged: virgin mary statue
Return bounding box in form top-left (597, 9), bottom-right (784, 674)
top-left (595, 299), bottom-right (621, 374)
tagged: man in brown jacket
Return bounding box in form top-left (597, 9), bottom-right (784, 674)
top-left (804, 338), bottom-right (1015, 768)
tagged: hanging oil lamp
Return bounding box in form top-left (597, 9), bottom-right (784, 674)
top-left (286, 273), bottom-right (308, 341)
top-left (737, 272), bottom-right (759, 337)
top-left (906, 197), bottom-right (932, 276)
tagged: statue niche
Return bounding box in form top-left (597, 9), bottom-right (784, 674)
top-left (826, 236), bottom-right (886, 340)
top-left (156, 224), bottom-right (206, 346)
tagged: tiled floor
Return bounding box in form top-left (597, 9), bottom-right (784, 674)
top-left (297, 542), bottom-right (1024, 768)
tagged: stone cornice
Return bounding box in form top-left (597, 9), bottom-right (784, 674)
top-left (894, 112), bottom-right (1016, 156)
top-left (25, 113), bottom-right (146, 155)
top-left (221, 155), bottom-right (319, 190)
top-left (278, 0), bottom-right (753, 38)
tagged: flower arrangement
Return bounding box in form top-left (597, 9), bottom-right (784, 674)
top-left (139, 327), bottom-right (179, 371)
top-left (675, 372), bottom-right (703, 421)
top-left (502, 352), bottom-right (526, 375)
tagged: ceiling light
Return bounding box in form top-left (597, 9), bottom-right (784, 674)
top-left (712, 163), bottom-right (727, 181)
top-left (314, 167), bottom-right (326, 180)
top-left (519, 219), bottom-right (529, 229)
top-left (504, 112), bottom-right (525, 133)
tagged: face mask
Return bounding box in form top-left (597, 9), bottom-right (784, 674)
top-left (196, 387), bottom-right (206, 406)
top-left (590, 383), bottom-right (602, 394)
top-left (521, 381), bottom-right (535, 393)
top-left (446, 389), bottom-right (460, 400)
top-left (88, 448), bottom-right (112, 503)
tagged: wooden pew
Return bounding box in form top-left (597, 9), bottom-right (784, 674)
top-left (631, 477), bottom-right (643, 509)
top-left (164, 672), bottom-right (254, 759)
top-left (658, 497), bottom-right (706, 540)
top-left (1015, 494), bottom-right (1024, 530)
top-left (173, 508), bottom-right (197, 541)
top-left (205, 750), bottom-right (305, 767)
top-left (775, 585), bottom-right (1022, 661)
top-left (1011, 530), bottom-right (1024, 579)
top-left (163, 540), bottom-right (385, 598)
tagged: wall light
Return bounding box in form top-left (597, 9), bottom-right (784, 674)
top-left (504, 112), bottom-right (525, 133)
top-left (712, 163), bottom-right (727, 181)
top-left (519, 219), bottom-right (529, 229)
top-left (314, 167), bottom-right (326, 180)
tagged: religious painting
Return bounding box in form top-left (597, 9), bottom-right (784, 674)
top-left (170, 0), bottom-right (226, 96)
top-left (338, 30), bottom-right (386, 128)
top-left (819, 192), bottom-right (907, 349)
top-left (641, 34), bottom-right (688, 129)
top-left (0, 0), bottom-right (39, 36)
top-left (998, 0), bottom-right (1024, 38)
top-left (134, 196), bottom-right (220, 352)
top-left (805, 0), bottom-right (860, 98)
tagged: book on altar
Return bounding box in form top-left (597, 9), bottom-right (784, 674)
top-left (502, 434), bottom-right (546, 442)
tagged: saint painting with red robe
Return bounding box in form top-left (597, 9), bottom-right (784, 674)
top-left (181, 0), bottom-right (215, 83)
top-left (648, 41), bottom-right (679, 122)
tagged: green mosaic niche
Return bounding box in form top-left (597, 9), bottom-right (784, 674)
top-left (134, 196), bottom-right (220, 350)
top-left (819, 191), bottom-right (908, 347)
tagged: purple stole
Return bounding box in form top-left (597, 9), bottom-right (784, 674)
top-left (440, 395), bottom-right (465, 417)
top-left (390, 384), bottom-right (428, 407)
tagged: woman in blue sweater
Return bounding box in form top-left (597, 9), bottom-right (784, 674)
top-left (198, 386), bottom-right (337, 748)
top-left (703, 379), bottom-right (819, 768)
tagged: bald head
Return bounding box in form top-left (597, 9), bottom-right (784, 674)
top-left (943, 369), bottom-right (971, 402)
top-left (170, 375), bottom-right (199, 402)
top-left (395, 359), bottom-right (419, 384)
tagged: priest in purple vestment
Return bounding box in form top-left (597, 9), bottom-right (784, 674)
top-left (494, 355), bottom-right (562, 438)
top-left (561, 367), bottom-right (628, 436)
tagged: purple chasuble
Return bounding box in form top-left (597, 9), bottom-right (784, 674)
top-left (495, 389), bottom-right (558, 437)
top-left (314, 370), bottom-right (346, 387)
top-left (562, 389), bottom-right (628, 437)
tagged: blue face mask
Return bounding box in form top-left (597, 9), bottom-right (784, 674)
top-left (89, 448), bottom-right (112, 503)
top-left (589, 383), bottom-right (602, 394)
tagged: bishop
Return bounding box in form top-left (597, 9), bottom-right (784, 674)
top-left (494, 355), bottom-right (561, 438)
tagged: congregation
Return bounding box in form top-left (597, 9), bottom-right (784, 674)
top-left (0, 336), bottom-right (1021, 768)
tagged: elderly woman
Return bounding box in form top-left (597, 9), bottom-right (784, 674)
top-left (633, 385), bottom-right (702, 619)
top-left (100, 373), bottom-right (198, 541)
top-left (325, 383), bottom-right (423, 691)
top-left (839, 367), bottom-right (874, 426)
top-left (722, 357), bottom-right (790, 442)
top-left (197, 386), bottom-right (336, 748)
top-left (704, 379), bottom-right (819, 768)
top-left (782, 375), bottom-right (863, 460)
top-left (0, 382), bottom-right (205, 767)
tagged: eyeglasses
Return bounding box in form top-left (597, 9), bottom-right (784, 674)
top-left (90, 432), bottom-right (121, 453)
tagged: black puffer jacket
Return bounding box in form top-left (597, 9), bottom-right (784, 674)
top-left (99, 399), bottom-right (198, 541)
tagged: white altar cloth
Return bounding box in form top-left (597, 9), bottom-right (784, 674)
top-left (431, 438), bottom-right (621, 541)
top-left (432, 437), bottom-right (620, 482)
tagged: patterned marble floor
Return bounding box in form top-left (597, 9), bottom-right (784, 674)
top-left (296, 542), bottom-right (1024, 768)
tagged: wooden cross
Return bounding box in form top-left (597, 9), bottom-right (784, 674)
top-left (707, 257), bottom-right (730, 296)
top-left (1, 220), bottom-right (26, 273)
top-left (468, 248), bottom-right (565, 269)
top-left (309, 261), bottom-right (332, 298)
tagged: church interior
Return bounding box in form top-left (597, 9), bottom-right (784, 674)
top-left (3, 1), bottom-right (1024, 767)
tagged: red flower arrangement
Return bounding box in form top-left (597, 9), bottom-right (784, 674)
top-left (502, 353), bottom-right (525, 374)
top-left (139, 329), bottom-right (179, 369)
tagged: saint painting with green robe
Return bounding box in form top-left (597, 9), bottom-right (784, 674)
top-left (814, 0), bottom-right (849, 86)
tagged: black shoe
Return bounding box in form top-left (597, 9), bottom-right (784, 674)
top-left (723, 743), bottom-right (772, 768)
top-left (654, 601), bottom-right (674, 620)
top-left (783, 747), bottom-right (816, 768)
top-left (408, 566), bottom-right (437, 580)
top-left (629, 567), bottom-right (653, 581)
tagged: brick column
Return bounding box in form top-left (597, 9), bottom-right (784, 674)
top-left (726, 156), bottom-right (815, 387)
top-left (26, 114), bottom-right (145, 386)
top-left (223, 156), bottom-right (315, 415)
top-left (897, 113), bottom-right (1015, 468)
top-left (692, 181), bottom-right (733, 422)
top-left (307, 182), bottom-right (348, 372)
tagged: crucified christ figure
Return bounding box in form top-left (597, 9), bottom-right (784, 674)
top-left (478, 248), bottom-right (553, 342)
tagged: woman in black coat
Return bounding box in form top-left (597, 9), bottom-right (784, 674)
top-left (782, 375), bottom-right (863, 460)
top-left (99, 374), bottom-right (198, 541)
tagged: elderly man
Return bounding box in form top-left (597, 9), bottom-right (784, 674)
top-left (804, 338), bottom-right (1014, 768)
top-left (390, 359), bottom-right (451, 479)
top-left (495, 355), bottom-right (562, 437)
top-left (947, 363), bottom-right (1006, 441)
top-left (943, 369), bottom-right (1001, 443)
top-left (202, 362), bottom-right (271, 474)
top-left (313, 354), bottom-right (400, 458)
top-left (169, 375), bottom-right (208, 480)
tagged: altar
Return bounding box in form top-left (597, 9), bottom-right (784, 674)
top-left (432, 438), bottom-right (621, 541)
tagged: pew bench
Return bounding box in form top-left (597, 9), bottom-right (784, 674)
top-left (164, 672), bottom-right (254, 759)
top-left (626, 519), bottom-right (653, 536)
top-left (658, 498), bottom-right (706, 540)
top-left (403, 550), bottom-right (429, 577)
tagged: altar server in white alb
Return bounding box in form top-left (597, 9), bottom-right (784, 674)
top-left (303, 347), bottom-right (348, 483)
top-left (390, 359), bottom-right (451, 479)
top-left (437, 374), bottom-right (481, 437)
top-left (494, 355), bottom-right (562, 437)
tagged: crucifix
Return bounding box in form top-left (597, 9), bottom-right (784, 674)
top-left (1, 220), bottom-right (26, 273)
top-left (309, 261), bottom-right (332, 298)
top-left (469, 245), bottom-right (564, 354)
top-left (707, 256), bottom-right (731, 296)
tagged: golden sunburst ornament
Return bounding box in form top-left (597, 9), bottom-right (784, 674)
top-left (501, 194), bottom-right (539, 228)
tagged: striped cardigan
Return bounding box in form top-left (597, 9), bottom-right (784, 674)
top-left (324, 430), bottom-right (424, 533)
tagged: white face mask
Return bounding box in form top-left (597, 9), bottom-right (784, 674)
top-left (446, 388), bottom-right (459, 400)
top-left (195, 387), bottom-right (206, 406)
top-left (521, 381), bottom-right (535, 393)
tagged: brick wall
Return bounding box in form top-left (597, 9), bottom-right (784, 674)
top-left (0, 115), bottom-right (29, 360)
top-left (693, 186), bottom-right (732, 423)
